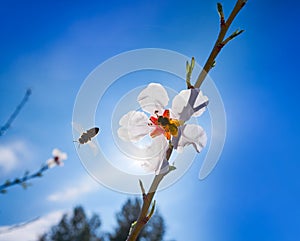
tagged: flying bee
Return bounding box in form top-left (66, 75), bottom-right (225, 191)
top-left (150, 110), bottom-right (184, 140)
top-left (77, 127), bottom-right (100, 144)
top-left (72, 122), bottom-right (100, 154)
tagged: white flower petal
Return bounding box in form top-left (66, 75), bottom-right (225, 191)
top-left (59, 152), bottom-right (68, 161)
top-left (118, 111), bottom-right (151, 142)
top-left (47, 158), bottom-right (55, 168)
top-left (52, 148), bottom-right (60, 157)
top-left (137, 83), bottom-right (169, 114)
top-left (172, 89), bottom-right (208, 121)
top-left (137, 135), bottom-right (169, 174)
top-left (117, 127), bottom-right (130, 141)
top-left (52, 148), bottom-right (67, 161)
top-left (177, 124), bottom-right (207, 153)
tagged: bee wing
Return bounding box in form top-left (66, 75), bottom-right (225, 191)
top-left (72, 122), bottom-right (85, 134)
top-left (88, 141), bottom-right (99, 156)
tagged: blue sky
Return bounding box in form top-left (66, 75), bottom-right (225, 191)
top-left (0, 0), bottom-right (299, 241)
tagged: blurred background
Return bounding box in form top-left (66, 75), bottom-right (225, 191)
top-left (0, 0), bottom-right (299, 240)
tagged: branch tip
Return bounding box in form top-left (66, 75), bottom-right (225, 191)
top-left (191, 57), bottom-right (195, 69)
top-left (195, 0), bottom-right (246, 88)
top-left (232, 29), bottom-right (244, 37)
top-left (222, 29), bottom-right (244, 45)
top-left (186, 57), bottom-right (195, 89)
top-left (139, 179), bottom-right (146, 196)
top-left (217, 2), bottom-right (225, 25)
top-left (26, 88), bottom-right (32, 96)
top-left (186, 61), bottom-right (189, 73)
top-left (241, 0), bottom-right (247, 7)
top-left (0, 88), bottom-right (32, 137)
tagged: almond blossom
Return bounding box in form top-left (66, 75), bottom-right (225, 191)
top-left (46, 148), bottom-right (67, 168)
top-left (118, 83), bottom-right (208, 174)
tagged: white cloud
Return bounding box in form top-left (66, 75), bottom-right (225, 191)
top-left (0, 211), bottom-right (63, 241)
top-left (0, 140), bottom-right (32, 175)
top-left (47, 176), bottom-right (100, 202)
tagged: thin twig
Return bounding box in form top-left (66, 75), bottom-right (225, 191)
top-left (0, 165), bottom-right (48, 194)
top-left (0, 89), bottom-right (31, 137)
top-left (194, 0), bottom-right (247, 88)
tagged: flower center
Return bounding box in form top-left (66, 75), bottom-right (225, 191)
top-left (149, 109), bottom-right (183, 140)
top-left (54, 156), bottom-right (60, 164)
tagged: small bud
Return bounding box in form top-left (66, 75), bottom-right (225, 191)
top-left (217, 3), bottom-right (225, 25)
top-left (14, 178), bottom-right (21, 184)
top-left (129, 221), bottom-right (137, 235)
top-left (212, 60), bottom-right (216, 68)
top-left (191, 57), bottom-right (195, 69)
top-left (217, 3), bottom-right (223, 15)
top-left (232, 29), bottom-right (244, 37)
top-left (186, 61), bottom-right (190, 73)
top-left (139, 179), bottom-right (146, 196)
top-left (169, 165), bottom-right (177, 172)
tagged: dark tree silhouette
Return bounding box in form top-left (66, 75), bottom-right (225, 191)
top-left (37, 199), bottom-right (169, 241)
top-left (38, 206), bottom-right (103, 241)
top-left (110, 198), bottom-right (166, 241)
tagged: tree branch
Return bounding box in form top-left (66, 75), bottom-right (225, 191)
top-left (0, 148), bottom-right (67, 193)
top-left (0, 89), bottom-right (31, 137)
top-left (126, 146), bottom-right (172, 241)
top-left (0, 165), bottom-right (48, 194)
top-left (194, 0), bottom-right (247, 88)
top-left (126, 1), bottom-right (247, 240)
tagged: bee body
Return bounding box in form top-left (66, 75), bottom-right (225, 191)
top-left (77, 127), bottom-right (99, 144)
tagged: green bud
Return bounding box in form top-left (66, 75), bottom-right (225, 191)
top-left (186, 61), bottom-right (190, 73)
top-left (212, 60), bottom-right (216, 68)
top-left (232, 29), bottom-right (244, 38)
top-left (169, 166), bottom-right (177, 172)
top-left (191, 57), bottom-right (195, 69)
top-left (217, 3), bottom-right (223, 15)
